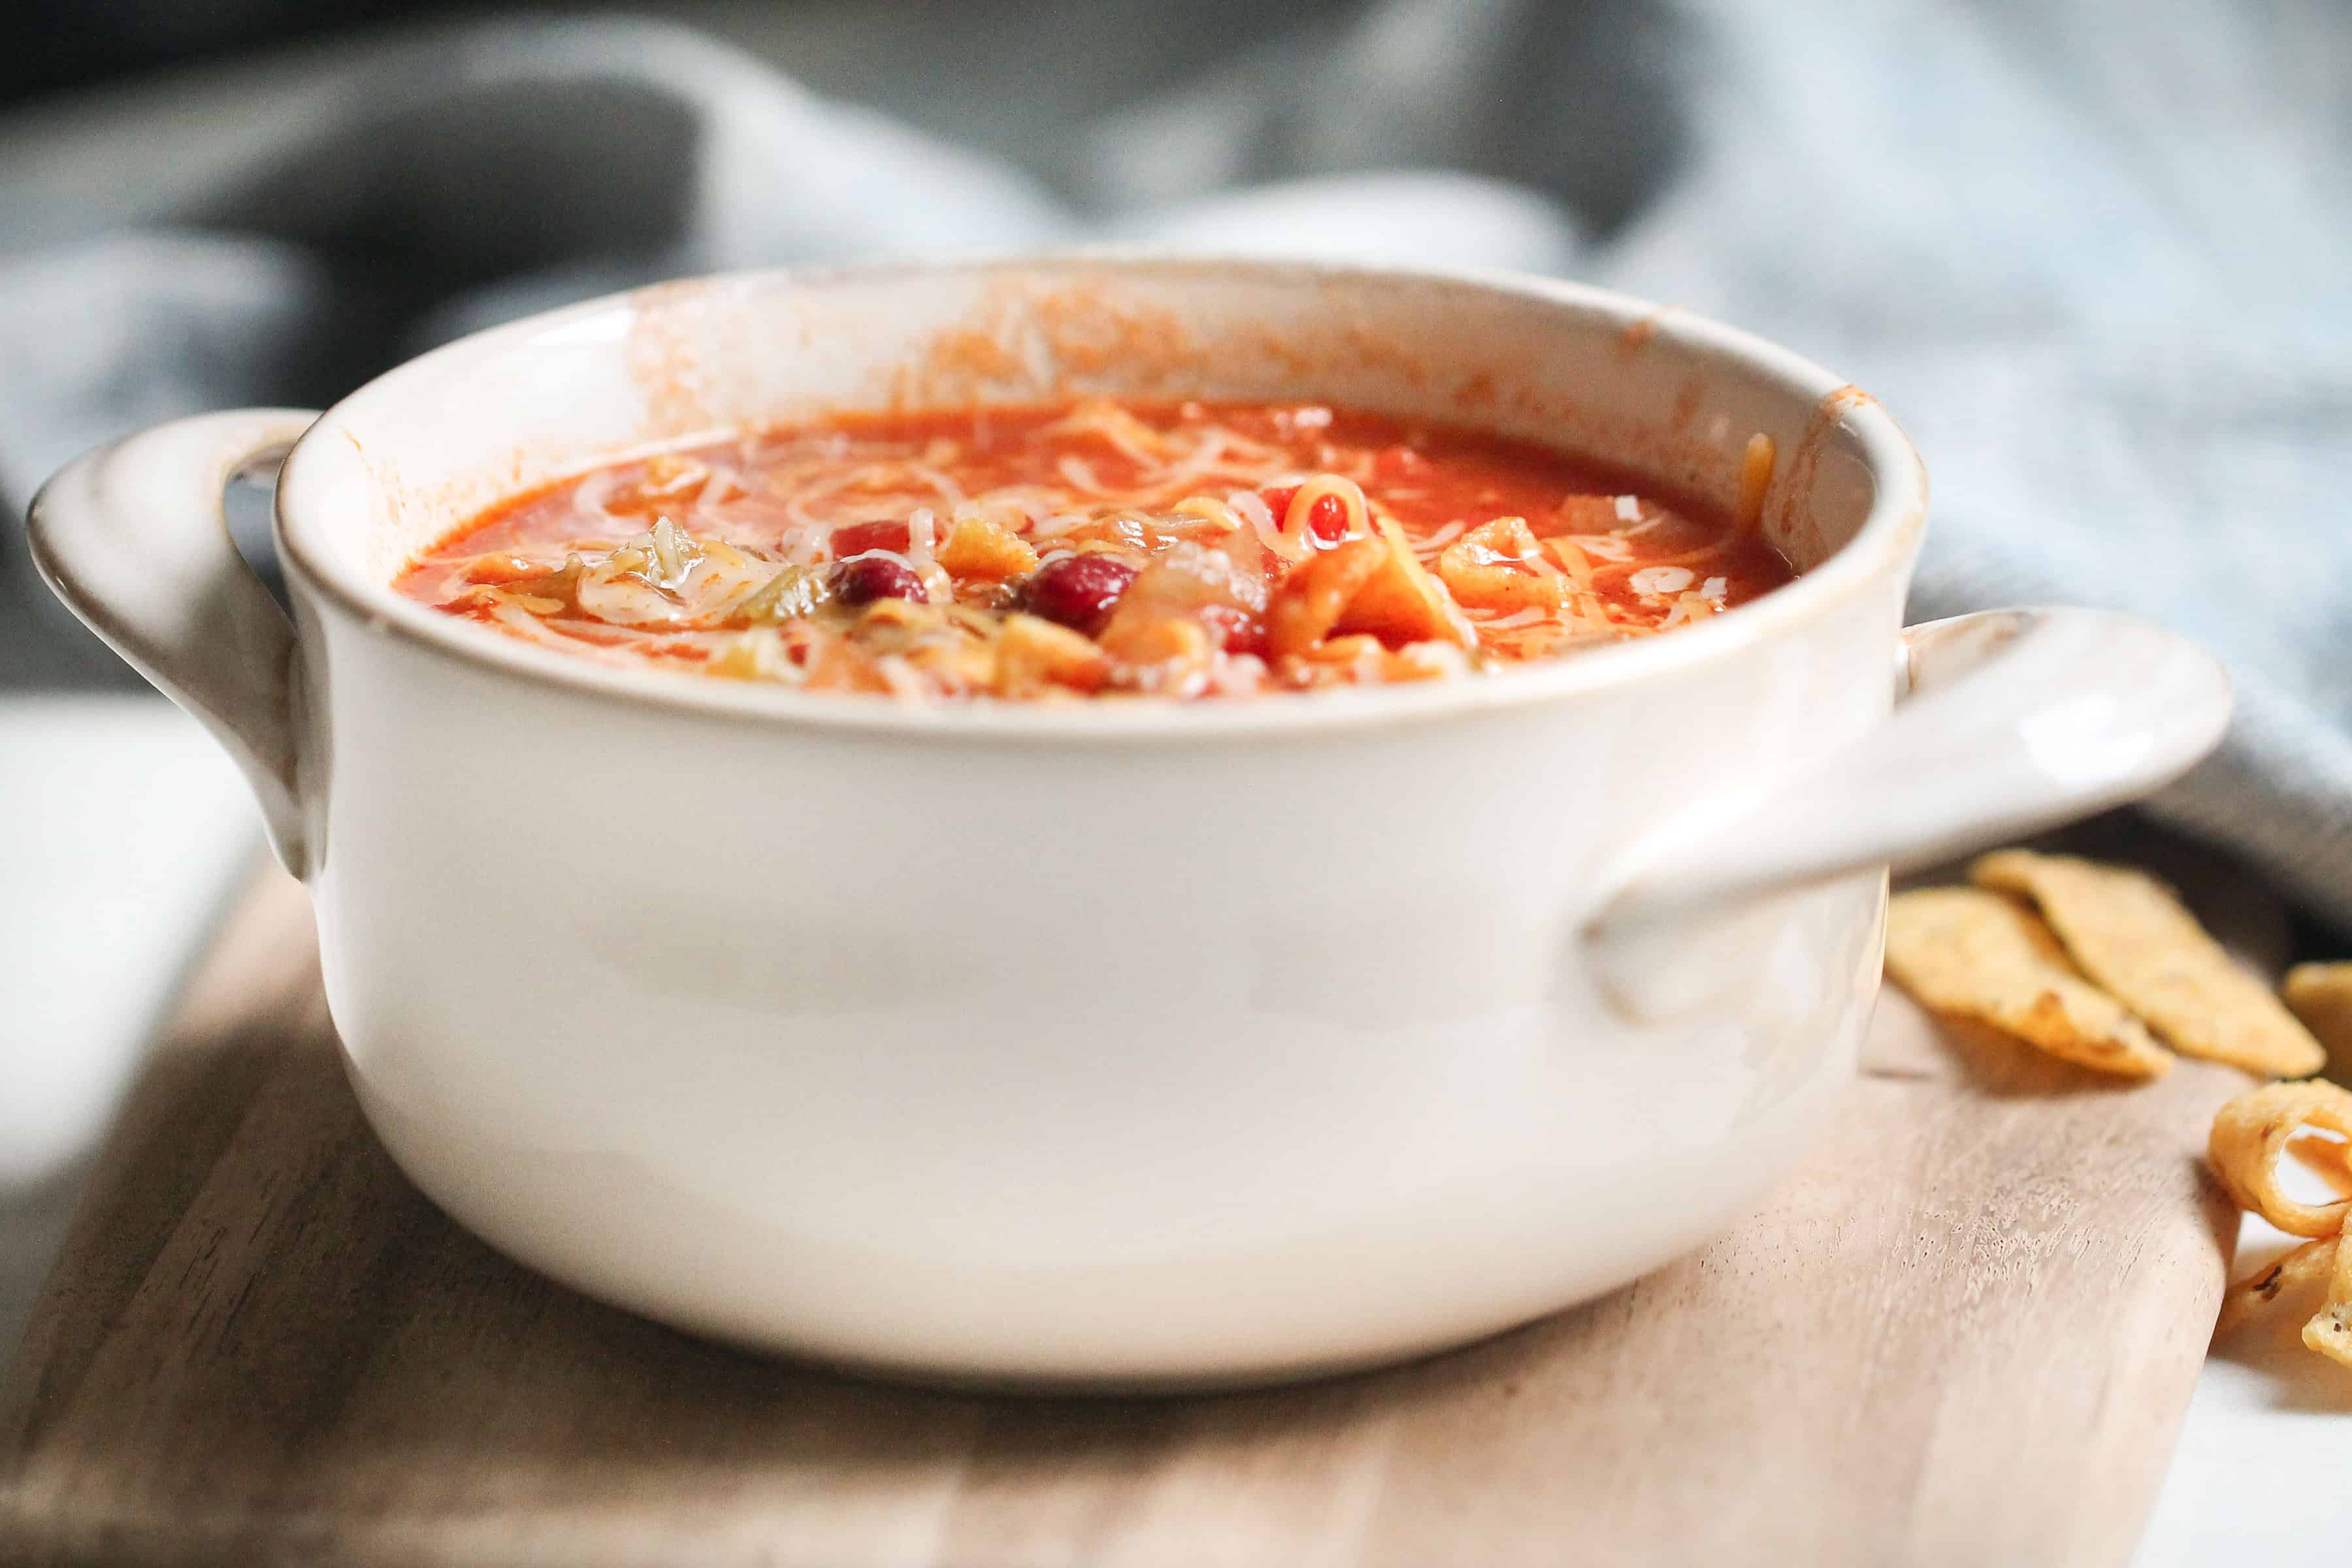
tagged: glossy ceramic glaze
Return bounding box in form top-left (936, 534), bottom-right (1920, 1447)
top-left (29, 257), bottom-right (2230, 1386)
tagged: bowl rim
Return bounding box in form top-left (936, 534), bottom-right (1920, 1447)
top-left (274, 250), bottom-right (1929, 743)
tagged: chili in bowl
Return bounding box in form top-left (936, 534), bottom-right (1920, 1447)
top-left (396, 398), bottom-right (1793, 702)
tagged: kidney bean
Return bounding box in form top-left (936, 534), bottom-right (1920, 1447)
top-left (834, 554), bottom-right (926, 606)
top-left (1023, 553), bottom-right (1139, 634)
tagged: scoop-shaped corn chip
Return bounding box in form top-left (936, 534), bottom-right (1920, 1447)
top-left (2306, 1232), bottom-right (2352, 1367)
top-left (1884, 887), bottom-right (2172, 1079)
top-left (2290, 1134), bottom-right (2352, 1199)
top-left (1971, 851), bottom-right (2327, 1079)
top-left (2208, 1079), bottom-right (2352, 1237)
top-left (2282, 961), bottom-right (2352, 1085)
top-left (2214, 1235), bottom-right (2340, 1342)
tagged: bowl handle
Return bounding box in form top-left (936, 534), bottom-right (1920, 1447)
top-left (28, 410), bottom-right (323, 879)
top-left (1588, 608), bottom-right (2232, 936)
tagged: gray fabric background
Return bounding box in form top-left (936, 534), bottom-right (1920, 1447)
top-left (5, 0), bottom-right (2347, 921)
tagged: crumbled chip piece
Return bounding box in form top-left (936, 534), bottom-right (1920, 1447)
top-left (2307, 1234), bottom-right (2352, 1367)
top-left (2208, 1079), bottom-right (2352, 1238)
top-left (1970, 851), bottom-right (2326, 1079)
top-left (2215, 1235), bottom-right (2340, 1343)
top-left (936, 515), bottom-right (1039, 581)
top-left (994, 612), bottom-right (1109, 697)
top-left (1884, 887), bottom-right (2172, 1079)
top-left (2283, 962), bottom-right (2352, 1086)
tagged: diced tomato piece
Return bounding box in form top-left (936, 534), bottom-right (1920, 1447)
top-left (1198, 603), bottom-right (1267, 659)
top-left (1305, 495), bottom-right (1348, 542)
top-left (1373, 444), bottom-right (1428, 481)
top-left (831, 519), bottom-right (910, 557)
top-left (1258, 485), bottom-right (1349, 542)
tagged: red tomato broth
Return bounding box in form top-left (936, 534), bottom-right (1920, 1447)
top-left (394, 399), bottom-right (1795, 700)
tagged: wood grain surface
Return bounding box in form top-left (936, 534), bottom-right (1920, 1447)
top-left (0, 857), bottom-right (2257, 1568)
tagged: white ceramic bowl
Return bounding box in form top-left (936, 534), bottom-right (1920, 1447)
top-left (31, 257), bottom-right (2229, 1388)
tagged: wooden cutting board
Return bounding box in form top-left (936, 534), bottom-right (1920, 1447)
top-left (0, 843), bottom-right (2261, 1568)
